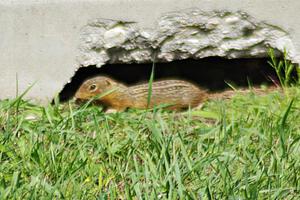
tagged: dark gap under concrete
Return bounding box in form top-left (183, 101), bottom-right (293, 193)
top-left (59, 57), bottom-right (287, 102)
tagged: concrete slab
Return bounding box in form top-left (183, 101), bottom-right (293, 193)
top-left (1, 0), bottom-right (299, 103)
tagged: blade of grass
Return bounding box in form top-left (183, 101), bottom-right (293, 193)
top-left (147, 61), bottom-right (155, 109)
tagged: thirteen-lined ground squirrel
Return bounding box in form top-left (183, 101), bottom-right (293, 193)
top-left (75, 76), bottom-right (209, 112)
top-left (75, 76), bottom-right (278, 112)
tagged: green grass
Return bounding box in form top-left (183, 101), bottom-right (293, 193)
top-left (1, 86), bottom-right (300, 199)
top-left (268, 48), bottom-right (296, 88)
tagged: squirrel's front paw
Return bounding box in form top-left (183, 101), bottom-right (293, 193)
top-left (105, 108), bottom-right (118, 114)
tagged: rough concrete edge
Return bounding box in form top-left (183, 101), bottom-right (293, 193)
top-left (60, 9), bottom-right (298, 99)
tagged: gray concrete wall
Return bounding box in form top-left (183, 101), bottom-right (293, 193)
top-left (1, 0), bottom-right (299, 103)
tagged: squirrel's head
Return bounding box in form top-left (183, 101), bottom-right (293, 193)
top-left (75, 76), bottom-right (116, 100)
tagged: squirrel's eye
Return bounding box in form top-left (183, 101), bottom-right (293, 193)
top-left (89, 84), bottom-right (97, 92)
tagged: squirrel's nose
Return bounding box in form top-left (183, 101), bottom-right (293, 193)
top-left (74, 90), bottom-right (82, 99)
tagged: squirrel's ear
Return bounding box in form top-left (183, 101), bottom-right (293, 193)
top-left (105, 79), bottom-right (111, 85)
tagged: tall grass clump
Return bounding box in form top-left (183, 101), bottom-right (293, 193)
top-left (268, 48), bottom-right (297, 87)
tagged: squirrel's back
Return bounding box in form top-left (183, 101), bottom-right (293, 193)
top-left (129, 80), bottom-right (208, 110)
